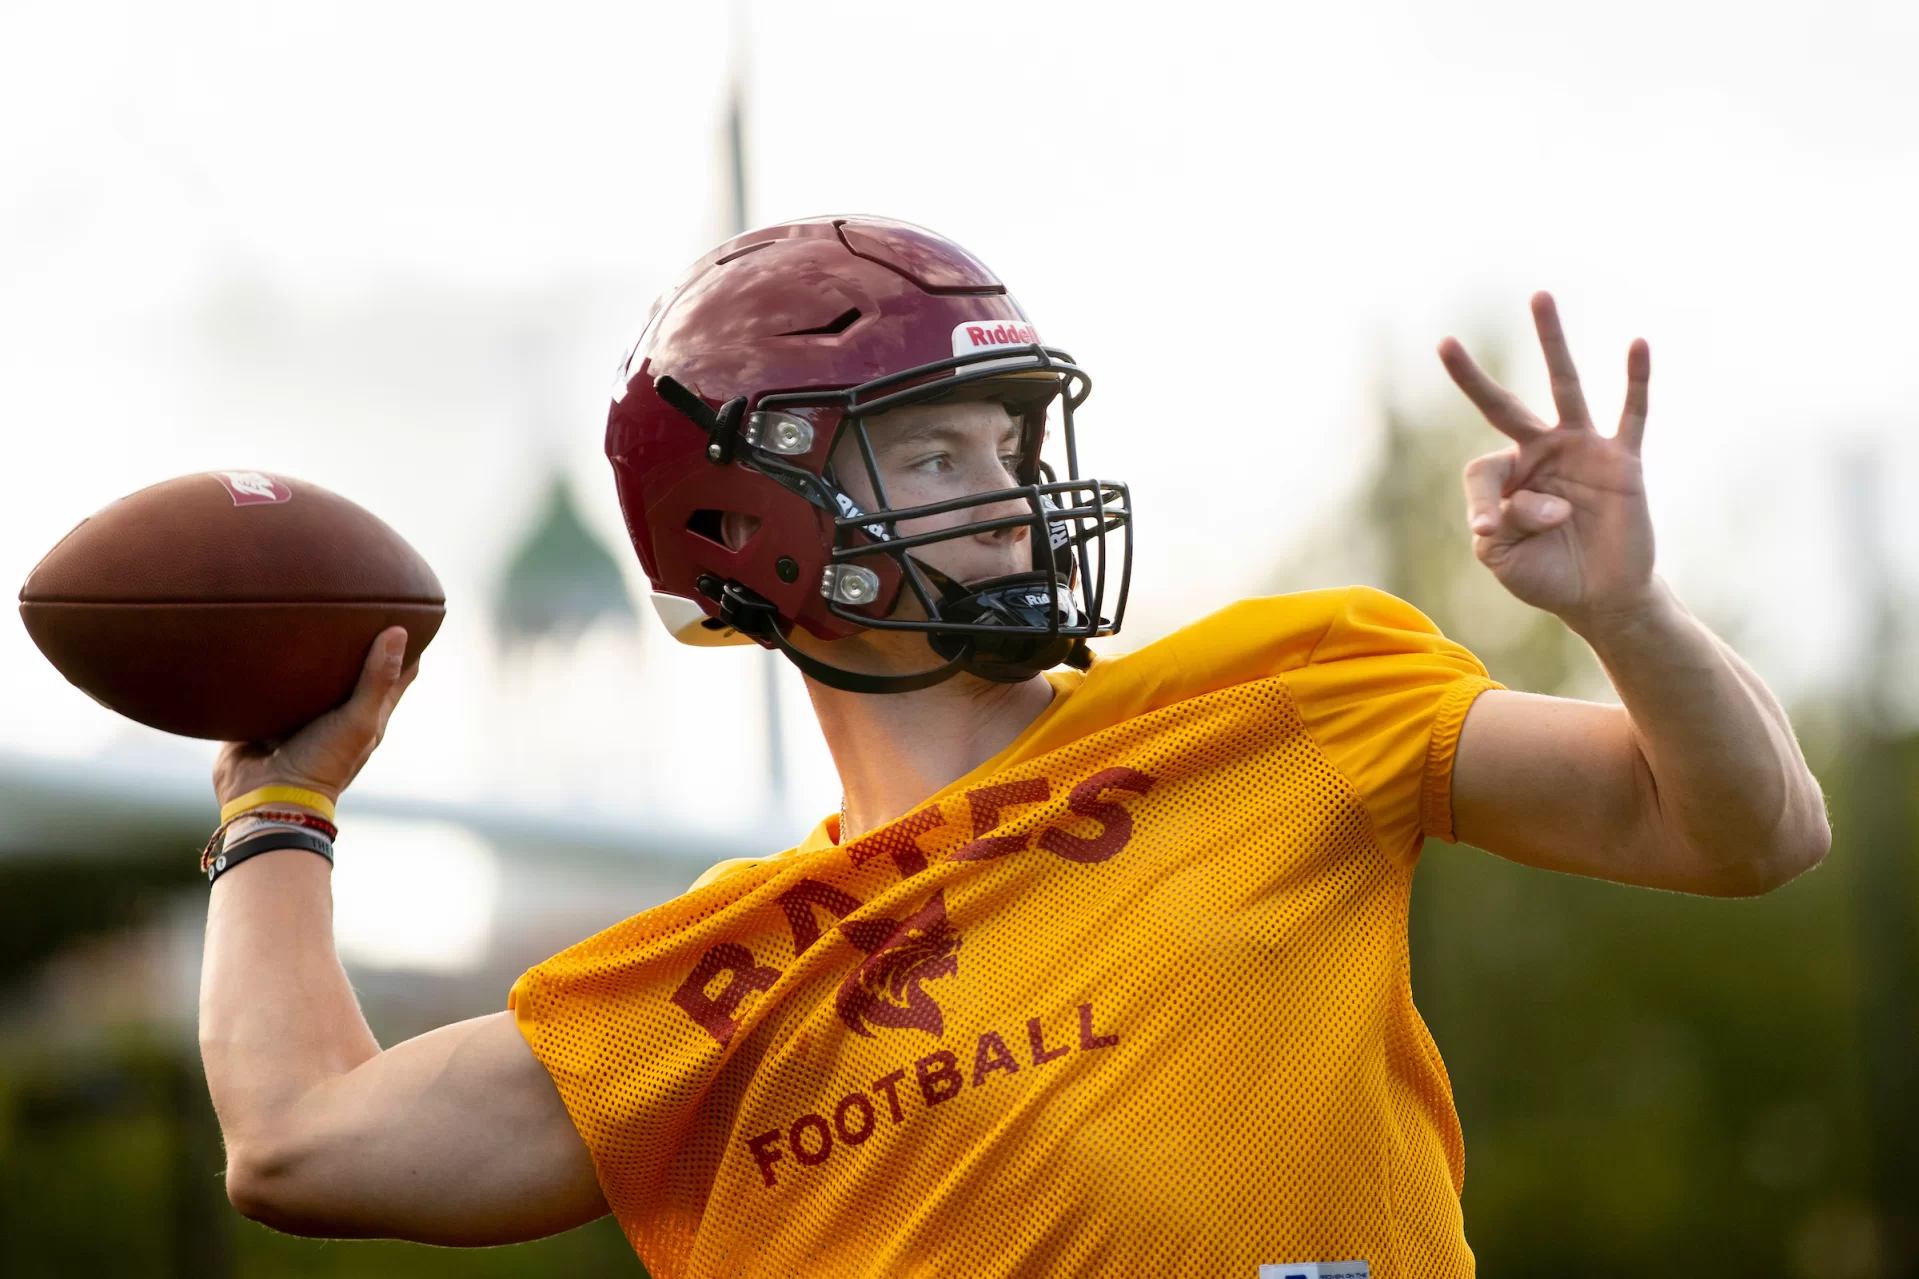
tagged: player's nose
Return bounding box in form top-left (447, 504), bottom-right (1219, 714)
top-left (968, 488), bottom-right (1034, 546)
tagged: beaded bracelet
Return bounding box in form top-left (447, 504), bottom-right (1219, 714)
top-left (231, 808), bottom-right (338, 841)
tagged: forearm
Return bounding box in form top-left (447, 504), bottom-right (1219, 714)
top-left (1574, 577), bottom-right (1829, 891)
top-left (199, 847), bottom-right (380, 1166)
top-left (194, 631), bottom-right (606, 1240)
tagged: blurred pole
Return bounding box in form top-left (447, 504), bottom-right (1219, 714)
top-left (725, 49), bottom-right (749, 241)
top-left (1840, 451), bottom-right (1919, 1276)
top-left (722, 2), bottom-right (789, 816)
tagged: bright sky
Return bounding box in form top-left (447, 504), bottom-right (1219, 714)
top-left (4, 0), bottom-right (1916, 832)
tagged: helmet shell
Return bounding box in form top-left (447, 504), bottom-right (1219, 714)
top-left (607, 217), bottom-right (1039, 643)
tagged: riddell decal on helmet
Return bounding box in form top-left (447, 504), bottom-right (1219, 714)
top-left (834, 490), bottom-right (891, 542)
top-left (212, 472), bottom-right (292, 506)
top-left (951, 320), bottom-right (1041, 358)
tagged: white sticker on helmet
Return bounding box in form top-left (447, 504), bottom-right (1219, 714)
top-left (952, 320), bottom-right (1042, 358)
top-left (834, 490), bottom-right (892, 542)
top-left (1039, 491), bottom-right (1072, 550)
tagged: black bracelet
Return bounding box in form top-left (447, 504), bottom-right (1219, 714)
top-left (206, 827), bottom-right (336, 884)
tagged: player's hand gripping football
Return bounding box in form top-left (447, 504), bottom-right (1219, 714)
top-left (212, 626), bottom-right (418, 809)
top-left (1438, 292), bottom-right (1656, 633)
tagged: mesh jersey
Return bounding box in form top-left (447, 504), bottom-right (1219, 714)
top-left (509, 587), bottom-right (1500, 1278)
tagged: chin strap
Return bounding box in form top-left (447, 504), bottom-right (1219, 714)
top-left (717, 581), bottom-right (972, 695)
top-left (655, 375), bottom-right (748, 465)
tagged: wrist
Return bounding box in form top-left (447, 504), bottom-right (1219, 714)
top-left (1562, 576), bottom-right (1685, 655)
top-left (203, 804), bottom-right (339, 883)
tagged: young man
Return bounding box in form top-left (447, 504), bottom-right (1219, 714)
top-left (199, 218), bottom-right (1828, 1276)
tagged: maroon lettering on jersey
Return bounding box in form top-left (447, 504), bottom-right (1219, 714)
top-left (871, 1069), bottom-right (908, 1124)
top-left (952, 778), bottom-right (1052, 862)
top-left (1037, 766), bottom-right (1157, 864)
top-left (1028, 1015), bottom-right (1070, 1066)
top-left (972, 1029), bottom-right (1021, 1085)
top-left (778, 878), bottom-right (864, 956)
top-left (747, 1129), bottom-right (785, 1187)
top-left (789, 1113), bottom-right (833, 1167)
top-left (835, 1092), bottom-right (877, 1144)
top-left (1077, 1001), bottom-right (1119, 1050)
top-left (916, 1050), bottom-right (963, 1105)
top-left (847, 804), bottom-right (948, 878)
top-left (671, 942), bottom-right (783, 1045)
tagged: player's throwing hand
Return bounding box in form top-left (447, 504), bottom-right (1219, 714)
top-left (1438, 293), bottom-right (1656, 634)
top-left (212, 626), bottom-right (418, 811)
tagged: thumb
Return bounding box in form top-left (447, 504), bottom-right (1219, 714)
top-left (1462, 449), bottom-right (1515, 537)
top-left (1505, 489), bottom-right (1573, 534)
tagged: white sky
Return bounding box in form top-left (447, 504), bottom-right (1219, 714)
top-left (3, 0), bottom-right (1916, 831)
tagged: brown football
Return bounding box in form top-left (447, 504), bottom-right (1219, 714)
top-left (18, 470), bottom-right (445, 742)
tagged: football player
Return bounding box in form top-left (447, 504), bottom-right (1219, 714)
top-left (198, 218), bottom-right (1828, 1276)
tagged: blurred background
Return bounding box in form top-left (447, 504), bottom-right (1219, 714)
top-left (2, 0), bottom-right (1915, 1274)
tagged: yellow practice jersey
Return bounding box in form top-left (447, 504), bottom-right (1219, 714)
top-left (509, 587), bottom-right (1500, 1278)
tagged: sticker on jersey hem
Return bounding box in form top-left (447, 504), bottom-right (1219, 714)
top-left (1258, 1263), bottom-right (1370, 1279)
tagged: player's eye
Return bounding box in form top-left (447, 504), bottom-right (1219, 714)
top-left (911, 453), bottom-right (952, 474)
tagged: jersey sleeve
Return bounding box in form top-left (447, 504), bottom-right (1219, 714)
top-left (1281, 586), bottom-right (1501, 858)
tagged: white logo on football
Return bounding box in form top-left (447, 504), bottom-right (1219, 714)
top-left (222, 471), bottom-right (279, 499)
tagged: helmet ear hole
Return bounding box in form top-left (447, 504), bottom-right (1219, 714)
top-left (686, 509), bottom-right (762, 551)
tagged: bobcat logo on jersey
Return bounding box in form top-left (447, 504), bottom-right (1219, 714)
top-left (835, 889), bottom-right (961, 1038)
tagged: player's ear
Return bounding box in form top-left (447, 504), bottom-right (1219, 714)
top-left (720, 511), bottom-right (762, 552)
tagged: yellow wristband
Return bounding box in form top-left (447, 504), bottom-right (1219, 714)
top-left (220, 785), bottom-right (338, 825)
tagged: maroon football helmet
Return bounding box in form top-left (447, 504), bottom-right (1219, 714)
top-left (605, 216), bottom-right (1131, 694)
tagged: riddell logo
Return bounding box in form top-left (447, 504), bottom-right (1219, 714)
top-left (835, 889), bottom-right (962, 1038)
top-left (951, 320), bottom-right (1040, 357)
top-left (212, 471), bottom-right (292, 506)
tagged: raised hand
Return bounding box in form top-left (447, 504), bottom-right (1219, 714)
top-left (213, 627), bottom-right (418, 810)
top-left (1438, 293), bottom-right (1656, 632)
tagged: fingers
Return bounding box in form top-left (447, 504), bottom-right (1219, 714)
top-left (379, 658), bottom-right (421, 735)
top-left (1616, 337), bottom-right (1651, 453)
top-left (1437, 337), bottom-right (1547, 444)
top-left (345, 627), bottom-right (410, 731)
top-left (1463, 450), bottom-right (1515, 536)
top-left (1531, 291), bottom-right (1593, 430)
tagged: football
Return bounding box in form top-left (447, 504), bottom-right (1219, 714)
top-left (18, 470), bottom-right (444, 742)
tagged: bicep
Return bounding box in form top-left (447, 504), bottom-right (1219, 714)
top-left (1450, 688), bottom-right (1678, 889)
top-left (237, 1010), bottom-right (607, 1245)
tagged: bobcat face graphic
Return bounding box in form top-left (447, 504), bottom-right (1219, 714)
top-left (835, 889), bottom-right (962, 1038)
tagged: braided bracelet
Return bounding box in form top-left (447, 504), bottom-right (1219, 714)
top-left (200, 809), bottom-right (340, 880)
